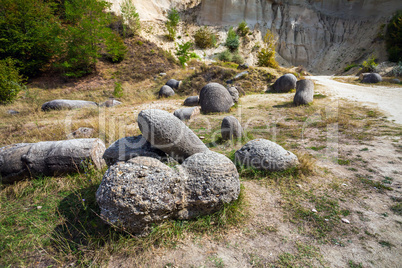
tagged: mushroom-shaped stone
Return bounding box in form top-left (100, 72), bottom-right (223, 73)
top-left (100, 99), bottom-right (122, 108)
top-left (166, 79), bottom-right (182, 89)
top-left (293, 79), bottom-right (314, 106)
top-left (67, 127), bottom-right (95, 139)
top-left (96, 151), bottom-right (240, 235)
top-left (199, 83), bottom-right (234, 113)
top-left (227, 87), bottom-right (239, 103)
top-left (41, 100), bottom-right (98, 111)
top-left (102, 135), bottom-right (167, 166)
top-left (361, 73), bottom-right (382, 84)
top-left (273, 74), bottom-right (297, 93)
top-left (221, 116), bottom-right (243, 141)
top-left (173, 107), bottom-right (200, 121)
top-left (183, 96), bottom-right (199, 106)
top-left (138, 109), bottom-right (208, 162)
top-left (235, 139), bottom-right (299, 171)
top-left (159, 85), bottom-right (175, 98)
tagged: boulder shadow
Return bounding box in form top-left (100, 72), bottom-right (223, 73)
top-left (272, 101), bottom-right (295, 108)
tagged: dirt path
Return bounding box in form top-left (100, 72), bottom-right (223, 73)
top-left (309, 76), bottom-right (402, 125)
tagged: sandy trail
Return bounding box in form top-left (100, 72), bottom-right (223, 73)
top-left (309, 76), bottom-right (402, 125)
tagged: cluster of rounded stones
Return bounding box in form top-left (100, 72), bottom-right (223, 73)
top-left (159, 79), bottom-right (182, 98)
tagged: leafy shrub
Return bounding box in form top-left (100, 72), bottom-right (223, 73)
top-left (344, 63), bottom-right (359, 72)
top-left (361, 56), bottom-right (378, 72)
top-left (237, 20), bottom-right (250, 37)
top-left (105, 33), bottom-right (127, 63)
top-left (176, 42), bottom-right (198, 67)
top-left (113, 81), bottom-right (123, 98)
top-left (218, 50), bottom-right (233, 62)
top-left (0, 58), bottom-right (24, 104)
top-left (225, 27), bottom-right (240, 51)
top-left (120, 0), bottom-right (140, 37)
top-left (166, 8), bottom-right (180, 41)
top-left (386, 11), bottom-right (402, 62)
top-left (392, 62), bottom-right (402, 77)
top-left (194, 27), bottom-right (216, 49)
top-left (257, 30), bottom-right (278, 68)
top-left (232, 53), bottom-right (244, 64)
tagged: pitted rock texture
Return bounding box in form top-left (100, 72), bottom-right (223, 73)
top-left (294, 79), bottom-right (314, 106)
top-left (361, 73), bottom-right (382, 84)
top-left (221, 116), bottom-right (243, 141)
top-left (67, 127), bottom-right (95, 139)
top-left (273, 74), bottom-right (297, 93)
top-left (41, 99), bottom-right (98, 111)
top-left (199, 83), bottom-right (234, 113)
top-left (235, 139), bottom-right (299, 171)
top-left (184, 96), bottom-right (199, 106)
top-left (103, 135), bottom-right (167, 166)
top-left (227, 87), bottom-right (240, 103)
top-left (96, 151), bottom-right (240, 235)
top-left (0, 139), bottom-right (106, 183)
top-left (138, 109), bottom-right (208, 162)
top-left (166, 79), bottom-right (182, 89)
top-left (173, 107), bottom-right (200, 121)
top-left (159, 85), bottom-right (175, 98)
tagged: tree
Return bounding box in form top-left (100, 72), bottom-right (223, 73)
top-left (120, 0), bottom-right (140, 37)
top-left (0, 58), bottom-right (24, 104)
top-left (0, 0), bottom-right (62, 77)
top-left (257, 30), bottom-right (278, 68)
top-left (386, 11), bottom-right (402, 62)
top-left (165, 8), bottom-right (180, 41)
top-left (225, 27), bottom-right (240, 51)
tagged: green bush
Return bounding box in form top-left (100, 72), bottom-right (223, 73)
top-left (232, 53), bottom-right (244, 64)
top-left (176, 42), bottom-right (198, 67)
top-left (344, 63), bottom-right (359, 72)
top-left (105, 33), bottom-right (127, 63)
top-left (257, 30), bottom-right (278, 68)
top-left (225, 27), bottom-right (240, 51)
top-left (361, 56), bottom-right (378, 72)
top-left (113, 81), bottom-right (123, 98)
top-left (120, 0), bottom-right (140, 37)
top-left (218, 50), bottom-right (233, 62)
top-left (165, 8), bottom-right (180, 41)
top-left (392, 62), bottom-right (402, 77)
top-left (0, 58), bottom-right (24, 104)
top-left (194, 27), bottom-right (216, 49)
top-left (386, 11), bottom-right (402, 62)
top-left (237, 20), bottom-right (250, 37)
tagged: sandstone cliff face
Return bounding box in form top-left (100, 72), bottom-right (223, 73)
top-left (198, 0), bottom-right (402, 72)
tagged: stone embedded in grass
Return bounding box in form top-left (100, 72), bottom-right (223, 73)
top-left (96, 151), bottom-right (240, 235)
top-left (0, 139), bottom-right (106, 183)
top-left (199, 82), bottom-right (234, 113)
top-left (273, 73), bottom-right (297, 93)
top-left (173, 107), bottom-right (200, 121)
top-left (227, 86), bottom-right (239, 103)
top-left (158, 85), bottom-right (175, 98)
top-left (294, 79), bottom-right (314, 106)
top-left (221, 116), bottom-right (243, 141)
top-left (361, 73), bottom-right (382, 83)
top-left (41, 99), bottom-right (98, 111)
top-left (7, 109), bottom-right (19, 115)
top-left (183, 96), bottom-right (199, 106)
top-left (100, 99), bottom-right (122, 107)
top-left (67, 127), bottom-right (95, 139)
top-left (138, 109), bottom-right (208, 162)
top-left (166, 79), bottom-right (182, 89)
top-left (102, 135), bottom-right (167, 166)
top-left (235, 139), bottom-right (299, 171)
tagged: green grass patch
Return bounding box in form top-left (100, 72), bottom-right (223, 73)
top-left (308, 146), bottom-right (326, 151)
top-left (360, 178), bottom-right (392, 191)
top-left (338, 159), bottom-right (351, 165)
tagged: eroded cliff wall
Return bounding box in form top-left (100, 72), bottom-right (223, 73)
top-left (198, 0), bottom-right (402, 73)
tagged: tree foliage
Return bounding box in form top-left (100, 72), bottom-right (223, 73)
top-left (225, 27), bottom-right (240, 51)
top-left (0, 58), bottom-right (24, 104)
top-left (120, 0), bottom-right (140, 37)
top-left (257, 30), bottom-right (278, 68)
top-left (166, 8), bottom-right (180, 41)
top-left (194, 27), bottom-right (216, 49)
top-left (386, 11), bottom-right (402, 62)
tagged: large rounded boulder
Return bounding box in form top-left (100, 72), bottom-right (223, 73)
top-left (173, 107), bottom-right (200, 121)
top-left (273, 74), bottom-right (297, 93)
top-left (42, 100), bottom-right (98, 111)
top-left (166, 79), bottom-right (182, 89)
top-left (199, 83), bottom-right (234, 113)
top-left (138, 109), bottom-right (208, 162)
top-left (221, 116), bottom-right (243, 141)
top-left (159, 85), bottom-right (175, 98)
top-left (293, 79), bottom-right (314, 106)
top-left (361, 73), bottom-right (382, 84)
top-left (235, 139), bottom-right (299, 171)
top-left (183, 96), bottom-right (199, 106)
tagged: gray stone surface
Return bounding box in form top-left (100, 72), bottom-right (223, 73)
top-left (103, 135), bottom-right (167, 166)
top-left (166, 79), bottom-right (182, 89)
top-left (96, 151), bottom-right (240, 235)
top-left (227, 87), bottom-right (240, 103)
top-left (235, 139), bottom-right (299, 171)
top-left (237, 63), bottom-right (249, 70)
top-left (273, 74), bottom-right (297, 93)
top-left (159, 85), bottom-right (175, 98)
top-left (234, 71), bottom-right (249, 80)
top-left (138, 109), bottom-right (208, 162)
top-left (0, 143), bottom-right (33, 183)
top-left (41, 99), bottom-right (98, 111)
top-left (100, 99), bottom-right (122, 108)
top-left (183, 96), bottom-right (199, 106)
top-left (67, 127), bottom-right (95, 139)
top-left (199, 83), bottom-right (234, 113)
top-left (391, 78), bottom-right (401, 84)
top-left (7, 109), bottom-right (19, 115)
top-left (221, 116), bottom-right (243, 141)
top-left (173, 107), bottom-right (200, 121)
top-left (294, 79), bottom-right (314, 106)
top-left (0, 139), bottom-right (106, 183)
top-left (361, 73), bottom-right (382, 83)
